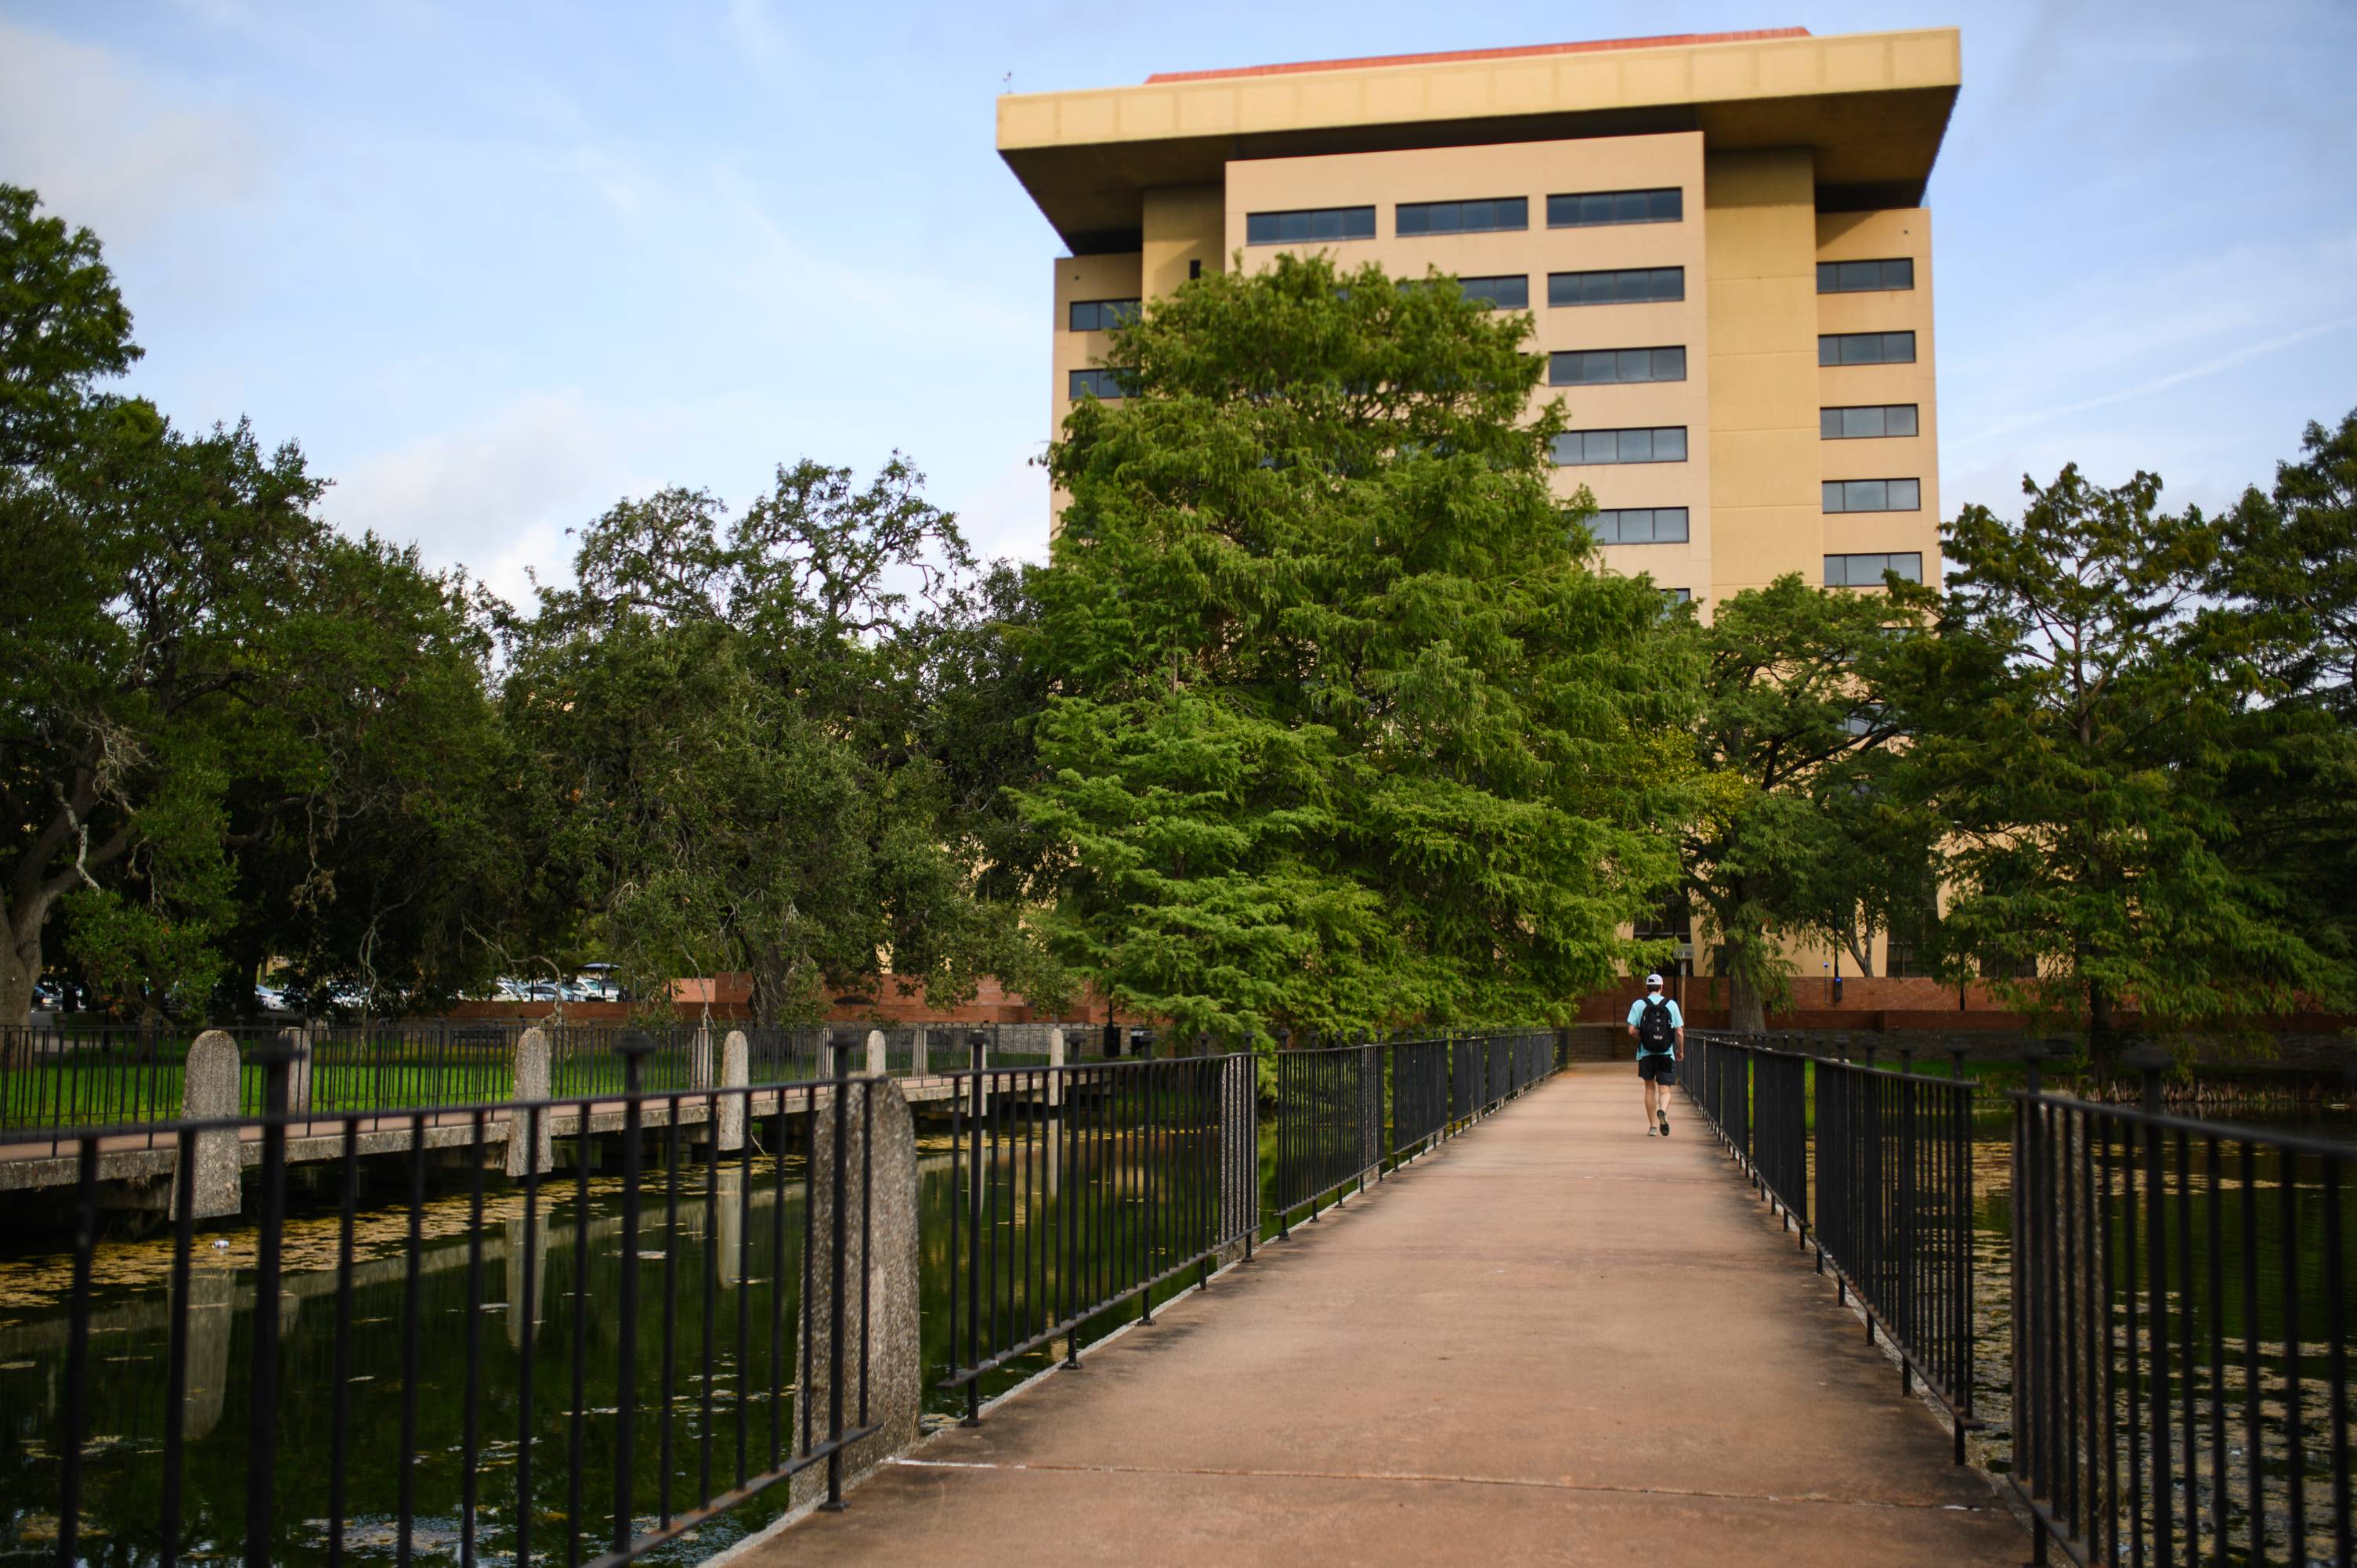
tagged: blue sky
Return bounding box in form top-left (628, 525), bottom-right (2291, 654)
top-left (3, 1), bottom-right (2352, 604)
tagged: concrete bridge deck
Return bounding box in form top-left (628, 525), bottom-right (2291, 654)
top-left (749, 1062), bottom-right (2024, 1568)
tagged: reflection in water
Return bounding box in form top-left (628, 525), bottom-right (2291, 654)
top-left (0, 1133), bottom-right (1233, 1567)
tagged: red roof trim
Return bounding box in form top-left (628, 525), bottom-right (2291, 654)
top-left (1144, 30), bottom-right (1812, 85)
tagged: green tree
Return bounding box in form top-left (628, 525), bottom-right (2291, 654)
top-left (1680, 576), bottom-right (1928, 1031)
top-left (2197, 410), bottom-right (2357, 999)
top-left (2, 183), bottom-right (519, 1024)
top-left (506, 461), bottom-right (1051, 1024)
top-left (1016, 254), bottom-right (1693, 1045)
top-left (1903, 464), bottom-right (2348, 1058)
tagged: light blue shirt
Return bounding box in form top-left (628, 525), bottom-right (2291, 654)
top-left (1626, 994), bottom-right (1683, 1053)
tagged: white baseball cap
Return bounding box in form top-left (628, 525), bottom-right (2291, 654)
top-left (1645, 974), bottom-right (1664, 986)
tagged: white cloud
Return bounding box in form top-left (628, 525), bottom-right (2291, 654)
top-left (325, 389), bottom-right (640, 607)
top-left (0, 18), bottom-right (266, 242)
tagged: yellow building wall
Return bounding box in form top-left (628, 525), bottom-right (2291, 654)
top-left (1142, 184), bottom-right (1223, 298)
top-left (1702, 148), bottom-right (1820, 604)
top-left (1815, 208), bottom-right (1941, 578)
top-left (1221, 132), bottom-right (1713, 598)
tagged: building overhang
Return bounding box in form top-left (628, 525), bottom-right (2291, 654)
top-left (997, 27), bottom-right (1961, 254)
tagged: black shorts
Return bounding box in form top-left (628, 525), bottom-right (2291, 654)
top-left (1637, 1052), bottom-right (1677, 1083)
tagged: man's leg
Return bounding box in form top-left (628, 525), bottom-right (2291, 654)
top-left (1640, 1068), bottom-right (1657, 1131)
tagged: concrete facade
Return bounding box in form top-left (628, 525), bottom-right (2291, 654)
top-left (1003, 25), bottom-right (1957, 609)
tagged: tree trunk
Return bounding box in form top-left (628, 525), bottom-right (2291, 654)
top-left (1729, 969), bottom-right (1768, 1034)
top-left (3, 909), bottom-right (43, 1030)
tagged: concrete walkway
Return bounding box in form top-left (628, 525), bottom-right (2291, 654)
top-left (749, 1063), bottom-right (2025, 1567)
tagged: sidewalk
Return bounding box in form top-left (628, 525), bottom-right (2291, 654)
top-left (744, 1062), bottom-right (2025, 1567)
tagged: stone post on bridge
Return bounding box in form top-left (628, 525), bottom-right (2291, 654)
top-left (866, 1028), bottom-right (888, 1078)
top-left (277, 1025), bottom-right (314, 1115)
top-left (717, 1029), bottom-right (750, 1153)
top-left (505, 1026), bottom-right (554, 1179)
top-left (787, 1076), bottom-right (923, 1513)
top-left (173, 1029), bottom-right (244, 1221)
top-left (1047, 1026), bottom-right (1065, 1110)
top-left (690, 1023), bottom-right (714, 1089)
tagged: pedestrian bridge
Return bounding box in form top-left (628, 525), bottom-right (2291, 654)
top-left (19, 1033), bottom-right (2350, 1567)
top-left (746, 1064), bottom-right (2023, 1567)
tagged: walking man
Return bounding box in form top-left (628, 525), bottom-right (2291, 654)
top-left (1625, 974), bottom-right (1684, 1136)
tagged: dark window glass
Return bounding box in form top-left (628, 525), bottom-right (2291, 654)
top-left (1817, 257), bottom-right (1916, 293)
top-left (1547, 187), bottom-right (1683, 227)
top-left (1548, 345), bottom-right (1685, 385)
top-left (1068, 298), bottom-right (1140, 332)
top-left (1664, 587), bottom-right (1693, 603)
top-left (1548, 268), bottom-right (1684, 307)
top-left (1549, 427), bottom-right (1689, 465)
top-left (1246, 206), bottom-right (1376, 246)
top-left (1824, 551), bottom-right (1924, 587)
top-left (1588, 507), bottom-right (1690, 544)
top-left (1397, 197), bottom-right (1528, 235)
top-left (1819, 331), bottom-right (1917, 366)
top-left (1458, 274), bottom-right (1530, 309)
top-left (1823, 478), bottom-right (1921, 512)
top-left (1886, 404), bottom-right (1918, 436)
top-left (1068, 367), bottom-right (1130, 400)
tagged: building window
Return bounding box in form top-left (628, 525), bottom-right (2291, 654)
top-left (1662, 587), bottom-right (1693, 605)
top-left (1549, 427), bottom-right (1689, 465)
top-left (1819, 331), bottom-right (1917, 366)
top-left (1586, 507), bottom-right (1690, 544)
top-left (1824, 551), bottom-right (1925, 587)
top-left (1451, 274), bottom-right (1530, 309)
top-left (1068, 368), bottom-right (1130, 400)
top-left (1547, 188), bottom-right (1683, 227)
top-left (1245, 206), bottom-right (1377, 246)
top-left (1821, 404), bottom-right (1920, 439)
top-left (1549, 268), bottom-right (1685, 307)
top-left (1396, 197), bottom-right (1528, 236)
top-left (1817, 258), bottom-right (1915, 293)
top-left (1068, 298), bottom-right (1139, 332)
top-left (1822, 478), bottom-right (1921, 513)
top-left (1549, 345), bottom-right (1686, 385)
top-left (1189, 258), bottom-right (1203, 280)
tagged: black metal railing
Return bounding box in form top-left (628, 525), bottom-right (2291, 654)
top-left (1685, 1031), bottom-right (1977, 1460)
top-left (938, 1051), bottom-right (1259, 1420)
top-left (1816, 1050), bottom-right (1977, 1458)
top-left (38, 1042), bottom-right (884, 1568)
top-left (2008, 1057), bottom-right (2356, 1567)
top-left (1271, 1031), bottom-right (1558, 1233)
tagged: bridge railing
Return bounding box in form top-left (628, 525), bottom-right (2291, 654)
top-left (1685, 1031), bottom-right (1977, 1461)
top-left (935, 1051), bottom-right (1259, 1422)
top-left (37, 1042), bottom-right (896, 1568)
top-left (1268, 1031), bottom-right (1560, 1235)
top-left (2008, 1064), bottom-right (2355, 1568)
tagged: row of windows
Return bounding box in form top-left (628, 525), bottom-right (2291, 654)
top-left (1822, 403), bottom-right (1920, 439)
top-left (1820, 331), bottom-right (1917, 366)
top-left (1068, 298), bottom-right (1138, 332)
top-left (1823, 477), bottom-right (1921, 513)
top-left (1247, 188), bottom-right (1685, 246)
top-left (1825, 551), bottom-right (1924, 587)
top-left (1396, 197), bottom-right (1527, 235)
top-left (1459, 274), bottom-right (1529, 309)
top-left (1586, 507), bottom-right (1690, 544)
top-left (1553, 187), bottom-right (1683, 228)
top-left (1817, 258), bottom-right (1914, 294)
top-left (1552, 267), bottom-right (1685, 306)
top-left (1068, 368), bottom-right (1130, 400)
top-left (1550, 346), bottom-right (1686, 385)
top-left (1550, 426), bottom-right (1688, 466)
top-left (1245, 206), bottom-right (1379, 245)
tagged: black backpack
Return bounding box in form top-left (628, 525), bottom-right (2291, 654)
top-left (1637, 996), bottom-right (1675, 1052)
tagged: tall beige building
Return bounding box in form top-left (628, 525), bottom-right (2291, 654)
top-left (997, 26), bottom-right (1954, 606)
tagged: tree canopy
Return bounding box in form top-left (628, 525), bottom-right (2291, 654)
top-left (1017, 254), bottom-right (1693, 1043)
